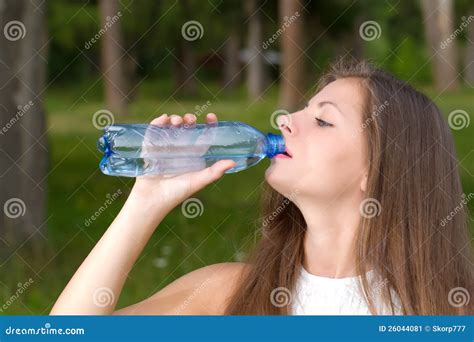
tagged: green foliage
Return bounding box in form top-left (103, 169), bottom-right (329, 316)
top-left (387, 36), bottom-right (432, 83)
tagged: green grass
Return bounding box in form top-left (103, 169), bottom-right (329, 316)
top-left (0, 79), bottom-right (473, 314)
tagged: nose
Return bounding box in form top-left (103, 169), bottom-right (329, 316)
top-left (276, 114), bottom-right (293, 135)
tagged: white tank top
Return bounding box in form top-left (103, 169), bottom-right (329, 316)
top-left (291, 266), bottom-right (403, 315)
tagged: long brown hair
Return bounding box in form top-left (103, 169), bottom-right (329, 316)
top-left (225, 59), bottom-right (474, 315)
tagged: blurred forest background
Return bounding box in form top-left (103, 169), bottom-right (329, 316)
top-left (0, 0), bottom-right (473, 314)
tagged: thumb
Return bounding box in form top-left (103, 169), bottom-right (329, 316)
top-left (189, 159), bottom-right (236, 191)
top-left (211, 159), bottom-right (236, 175)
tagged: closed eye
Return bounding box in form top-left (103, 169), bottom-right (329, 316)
top-left (316, 117), bottom-right (333, 127)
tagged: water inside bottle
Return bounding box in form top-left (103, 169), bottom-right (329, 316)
top-left (98, 134), bottom-right (266, 176)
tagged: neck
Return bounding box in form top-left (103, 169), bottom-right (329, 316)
top-left (295, 194), bottom-right (363, 279)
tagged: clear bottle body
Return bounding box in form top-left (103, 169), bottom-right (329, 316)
top-left (97, 121), bottom-right (285, 177)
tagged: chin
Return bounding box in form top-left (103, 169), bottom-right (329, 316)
top-left (264, 165), bottom-right (299, 197)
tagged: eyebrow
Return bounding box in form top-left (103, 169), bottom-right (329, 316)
top-left (316, 101), bottom-right (344, 117)
top-left (306, 100), bottom-right (343, 116)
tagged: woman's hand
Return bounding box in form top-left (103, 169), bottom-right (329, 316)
top-left (130, 113), bottom-right (236, 212)
top-left (50, 113), bottom-right (237, 315)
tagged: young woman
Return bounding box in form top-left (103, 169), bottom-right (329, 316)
top-left (51, 59), bottom-right (474, 315)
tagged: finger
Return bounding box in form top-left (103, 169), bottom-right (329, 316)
top-left (183, 113), bottom-right (197, 127)
top-left (169, 114), bottom-right (183, 126)
top-left (205, 113), bottom-right (218, 124)
top-left (150, 114), bottom-right (168, 126)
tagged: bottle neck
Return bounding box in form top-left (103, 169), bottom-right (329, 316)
top-left (97, 133), bottom-right (113, 157)
top-left (265, 133), bottom-right (286, 158)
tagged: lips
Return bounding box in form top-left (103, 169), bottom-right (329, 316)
top-left (274, 146), bottom-right (292, 159)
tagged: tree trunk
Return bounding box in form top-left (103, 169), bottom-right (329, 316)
top-left (420, 0), bottom-right (459, 91)
top-left (278, 0), bottom-right (305, 111)
top-left (99, 0), bottom-right (128, 115)
top-left (246, 0), bottom-right (266, 100)
top-left (178, 40), bottom-right (198, 97)
top-left (464, 9), bottom-right (474, 86)
top-left (174, 0), bottom-right (197, 97)
top-left (0, 0), bottom-right (48, 255)
top-left (223, 28), bottom-right (241, 93)
top-left (123, 52), bottom-right (138, 103)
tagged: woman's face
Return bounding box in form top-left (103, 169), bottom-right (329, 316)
top-left (265, 77), bottom-right (369, 202)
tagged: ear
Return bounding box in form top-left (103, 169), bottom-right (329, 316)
top-left (360, 174), bottom-right (368, 192)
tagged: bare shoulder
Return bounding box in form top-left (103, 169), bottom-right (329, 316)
top-left (114, 262), bottom-right (249, 315)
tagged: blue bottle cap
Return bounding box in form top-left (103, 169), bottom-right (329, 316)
top-left (265, 133), bottom-right (286, 158)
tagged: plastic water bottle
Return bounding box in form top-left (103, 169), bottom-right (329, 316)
top-left (97, 121), bottom-right (287, 177)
